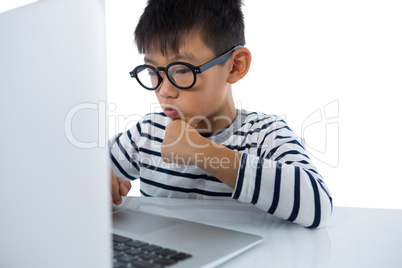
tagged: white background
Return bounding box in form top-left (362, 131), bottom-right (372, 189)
top-left (0, 0), bottom-right (38, 14)
top-left (105, 0), bottom-right (402, 209)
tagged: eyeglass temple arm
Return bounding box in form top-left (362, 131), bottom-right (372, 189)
top-left (197, 45), bottom-right (245, 73)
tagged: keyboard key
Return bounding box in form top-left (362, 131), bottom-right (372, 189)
top-left (114, 245), bottom-right (130, 252)
top-left (158, 248), bottom-right (177, 257)
top-left (113, 234), bottom-right (132, 244)
top-left (154, 258), bottom-right (178, 266)
top-left (117, 255), bottom-right (137, 263)
top-left (139, 253), bottom-right (160, 261)
top-left (142, 245), bottom-right (163, 253)
top-left (131, 260), bottom-right (163, 268)
top-left (126, 248), bottom-right (142, 256)
top-left (126, 240), bottom-right (149, 248)
top-left (112, 251), bottom-right (124, 258)
top-left (171, 252), bottom-right (192, 261)
top-left (113, 262), bottom-right (127, 268)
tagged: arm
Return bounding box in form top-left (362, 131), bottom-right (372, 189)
top-left (232, 153), bottom-right (332, 228)
top-left (162, 119), bottom-right (332, 228)
top-left (109, 125), bottom-right (142, 205)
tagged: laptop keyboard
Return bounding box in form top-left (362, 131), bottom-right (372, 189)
top-left (112, 234), bottom-right (192, 268)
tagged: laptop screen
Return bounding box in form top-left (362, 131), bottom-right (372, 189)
top-left (0, 1), bottom-right (111, 267)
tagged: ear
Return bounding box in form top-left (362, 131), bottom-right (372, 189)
top-left (227, 47), bottom-right (252, 84)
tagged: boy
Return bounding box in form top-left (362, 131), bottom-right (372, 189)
top-left (109, 0), bottom-right (332, 228)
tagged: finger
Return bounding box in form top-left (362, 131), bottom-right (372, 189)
top-left (116, 176), bottom-right (131, 196)
top-left (111, 172), bottom-right (123, 205)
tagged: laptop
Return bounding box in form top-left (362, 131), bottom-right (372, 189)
top-left (0, 1), bottom-right (262, 267)
top-left (111, 197), bottom-right (262, 268)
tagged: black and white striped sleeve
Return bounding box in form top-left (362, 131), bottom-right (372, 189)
top-left (109, 122), bottom-right (142, 181)
top-left (232, 119), bottom-right (333, 228)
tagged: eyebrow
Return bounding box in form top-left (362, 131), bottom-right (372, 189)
top-left (143, 56), bottom-right (157, 65)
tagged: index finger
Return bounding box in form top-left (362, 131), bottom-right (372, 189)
top-left (110, 170), bottom-right (123, 205)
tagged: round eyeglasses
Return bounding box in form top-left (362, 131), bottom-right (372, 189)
top-left (129, 45), bottom-right (244, 90)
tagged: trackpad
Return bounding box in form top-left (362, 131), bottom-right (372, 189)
top-left (113, 210), bottom-right (180, 235)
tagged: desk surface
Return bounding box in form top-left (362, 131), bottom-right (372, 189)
top-left (117, 197), bottom-right (402, 268)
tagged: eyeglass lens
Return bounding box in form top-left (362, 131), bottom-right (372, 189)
top-left (136, 66), bottom-right (159, 89)
top-left (136, 64), bottom-right (195, 90)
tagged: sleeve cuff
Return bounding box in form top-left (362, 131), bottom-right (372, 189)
top-left (232, 153), bottom-right (248, 200)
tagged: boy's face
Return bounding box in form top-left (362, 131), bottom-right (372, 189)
top-left (144, 32), bottom-right (236, 132)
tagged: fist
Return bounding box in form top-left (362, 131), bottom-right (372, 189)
top-left (161, 119), bottom-right (207, 165)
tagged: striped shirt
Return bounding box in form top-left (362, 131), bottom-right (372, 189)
top-left (109, 109), bottom-right (332, 228)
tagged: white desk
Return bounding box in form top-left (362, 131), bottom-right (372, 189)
top-left (117, 197), bottom-right (402, 268)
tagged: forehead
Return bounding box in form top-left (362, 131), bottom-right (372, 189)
top-left (144, 50), bottom-right (196, 65)
top-left (144, 31), bottom-right (215, 64)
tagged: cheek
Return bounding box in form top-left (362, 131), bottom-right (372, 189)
top-left (180, 91), bottom-right (207, 110)
top-left (186, 74), bottom-right (226, 105)
top-left (179, 93), bottom-right (210, 120)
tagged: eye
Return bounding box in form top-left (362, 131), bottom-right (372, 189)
top-left (145, 68), bottom-right (157, 77)
top-left (174, 68), bottom-right (191, 75)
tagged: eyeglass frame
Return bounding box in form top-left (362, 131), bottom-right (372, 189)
top-left (129, 45), bottom-right (245, 90)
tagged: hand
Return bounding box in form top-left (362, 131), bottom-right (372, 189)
top-left (110, 168), bottom-right (131, 205)
top-left (162, 119), bottom-right (240, 189)
top-left (161, 119), bottom-right (207, 166)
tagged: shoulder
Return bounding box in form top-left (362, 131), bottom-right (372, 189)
top-left (128, 112), bottom-right (171, 134)
top-left (238, 109), bottom-right (288, 131)
top-left (121, 112), bottom-right (171, 145)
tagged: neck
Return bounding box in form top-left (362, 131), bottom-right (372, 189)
top-left (196, 89), bottom-right (237, 133)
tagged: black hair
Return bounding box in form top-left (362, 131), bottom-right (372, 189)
top-left (134, 0), bottom-right (245, 56)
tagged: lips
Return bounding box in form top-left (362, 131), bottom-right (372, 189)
top-left (161, 103), bottom-right (181, 119)
top-left (164, 108), bottom-right (179, 118)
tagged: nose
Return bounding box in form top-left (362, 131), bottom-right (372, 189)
top-left (157, 72), bottom-right (179, 99)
